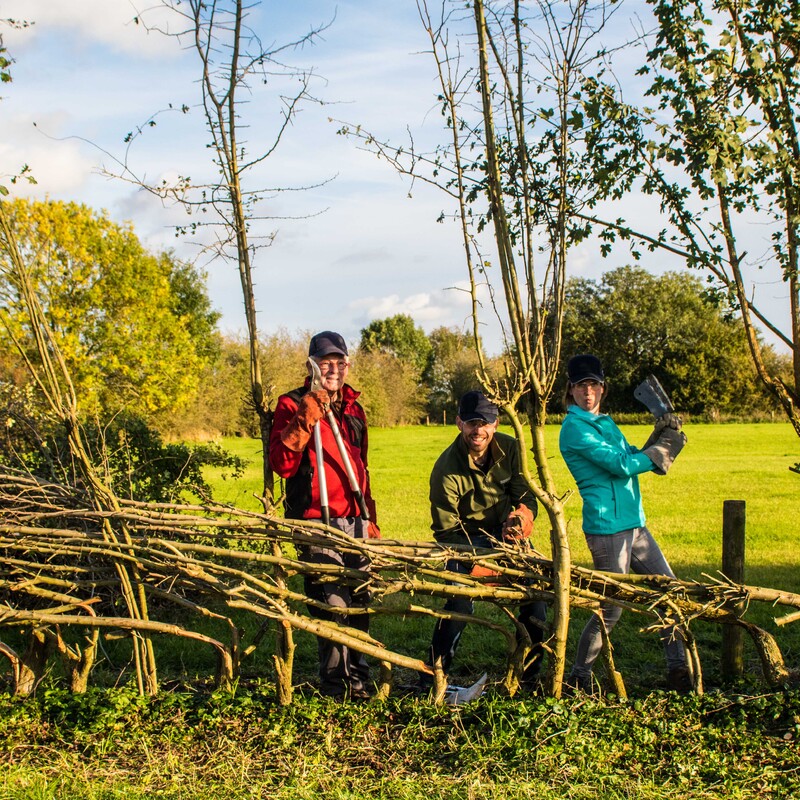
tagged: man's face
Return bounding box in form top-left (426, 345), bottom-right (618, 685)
top-left (456, 416), bottom-right (498, 457)
top-left (314, 353), bottom-right (349, 393)
top-left (569, 379), bottom-right (605, 414)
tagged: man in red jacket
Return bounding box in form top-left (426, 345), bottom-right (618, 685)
top-left (269, 331), bottom-right (379, 699)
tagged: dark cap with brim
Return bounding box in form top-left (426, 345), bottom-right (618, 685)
top-left (309, 331), bottom-right (348, 358)
top-left (567, 354), bottom-right (605, 384)
top-left (458, 390), bottom-right (499, 423)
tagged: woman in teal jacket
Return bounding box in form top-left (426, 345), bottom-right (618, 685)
top-left (559, 354), bottom-right (691, 693)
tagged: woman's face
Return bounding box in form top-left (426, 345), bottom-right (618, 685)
top-left (569, 379), bottom-right (605, 414)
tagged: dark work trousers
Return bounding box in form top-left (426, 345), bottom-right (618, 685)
top-left (301, 516), bottom-right (371, 697)
top-left (424, 533), bottom-right (547, 685)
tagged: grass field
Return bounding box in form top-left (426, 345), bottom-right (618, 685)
top-left (206, 422), bottom-right (800, 692)
top-left (212, 422), bottom-right (800, 581)
top-left (2, 423), bottom-right (799, 800)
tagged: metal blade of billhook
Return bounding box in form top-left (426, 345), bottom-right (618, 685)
top-left (634, 374), bottom-right (674, 418)
top-left (647, 375), bottom-right (674, 413)
top-left (307, 356), bottom-right (324, 393)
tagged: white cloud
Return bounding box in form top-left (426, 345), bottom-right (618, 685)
top-left (4, 0), bottom-right (181, 58)
top-left (346, 283), bottom-right (487, 333)
top-left (0, 112), bottom-right (95, 196)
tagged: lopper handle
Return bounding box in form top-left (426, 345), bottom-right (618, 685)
top-left (326, 409), bottom-right (370, 522)
top-left (313, 421), bottom-right (330, 526)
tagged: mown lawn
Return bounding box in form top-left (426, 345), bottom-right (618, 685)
top-left (2, 423), bottom-right (798, 800)
top-left (205, 422), bottom-right (800, 693)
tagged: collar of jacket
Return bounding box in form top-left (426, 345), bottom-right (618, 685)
top-left (566, 404), bottom-right (608, 424)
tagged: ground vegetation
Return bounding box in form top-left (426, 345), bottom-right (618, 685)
top-left (1, 686), bottom-right (799, 799)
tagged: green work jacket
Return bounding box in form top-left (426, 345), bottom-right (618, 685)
top-left (430, 430), bottom-right (537, 545)
top-left (559, 405), bottom-right (654, 535)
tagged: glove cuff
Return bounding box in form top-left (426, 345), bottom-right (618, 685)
top-left (644, 428), bottom-right (687, 475)
top-left (280, 420), bottom-right (312, 452)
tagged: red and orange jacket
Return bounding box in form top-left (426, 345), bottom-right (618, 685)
top-left (269, 380), bottom-right (377, 523)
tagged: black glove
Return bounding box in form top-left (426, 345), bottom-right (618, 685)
top-left (643, 427), bottom-right (687, 475)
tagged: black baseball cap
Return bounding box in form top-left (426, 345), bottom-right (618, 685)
top-left (308, 331), bottom-right (348, 358)
top-left (458, 390), bottom-right (499, 423)
top-left (567, 354), bottom-right (605, 384)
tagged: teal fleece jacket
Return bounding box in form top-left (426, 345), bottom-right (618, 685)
top-left (559, 405), bottom-right (655, 535)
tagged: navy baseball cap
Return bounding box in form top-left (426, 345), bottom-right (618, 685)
top-left (458, 391), bottom-right (499, 423)
top-left (308, 331), bottom-right (348, 358)
top-left (567, 354), bottom-right (605, 384)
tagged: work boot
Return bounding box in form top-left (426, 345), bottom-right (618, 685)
top-left (563, 673), bottom-right (594, 696)
top-left (349, 685), bottom-right (373, 702)
top-left (667, 665), bottom-right (693, 694)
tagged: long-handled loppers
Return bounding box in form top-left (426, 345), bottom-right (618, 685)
top-left (307, 357), bottom-right (370, 523)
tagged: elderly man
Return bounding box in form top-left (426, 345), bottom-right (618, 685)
top-left (269, 330), bottom-right (379, 700)
top-left (423, 390), bottom-right (547, 691)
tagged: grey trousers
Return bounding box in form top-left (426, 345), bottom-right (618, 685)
top-left (571, 526), bottom-right (686, 679)
top-left (301, 516), bottom-right (371, 697)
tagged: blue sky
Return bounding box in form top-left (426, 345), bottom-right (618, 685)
top-left (4, 0), bottom-right (497, 351)
top-left (1, 1), bottom-right (791, 355)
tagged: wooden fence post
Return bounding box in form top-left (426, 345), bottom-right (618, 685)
top-left (721, 499), bottom-right (746, 679)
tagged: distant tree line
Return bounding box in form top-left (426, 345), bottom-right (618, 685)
top-left (155, 290), bottom-right (790, 435)
top-left (555, 267), bottom-right (790, 418)
top-left (1, 200), bottom-right (790, 466)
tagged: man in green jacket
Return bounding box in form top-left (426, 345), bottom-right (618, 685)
top-left (423, 390), bottom-right (546, 689)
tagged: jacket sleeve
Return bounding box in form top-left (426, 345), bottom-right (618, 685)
top-left (429, 469), bottom-right (465, 539)
top-left (268, 394), bottom-right (305, 479)
top-left (561, 418), bottom-right (654, 478)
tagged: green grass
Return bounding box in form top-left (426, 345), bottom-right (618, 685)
top-left (205, 422), bottom-right (800, 691)
top-left (210, 422), bottom-right (800, 578)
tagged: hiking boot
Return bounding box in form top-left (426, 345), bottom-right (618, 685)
top-left (563, 673), bottom-right (594, 696)
top-left (348, 680), bottom-right (374, 702)
top-left (667, 665), bottom-right (693, 694)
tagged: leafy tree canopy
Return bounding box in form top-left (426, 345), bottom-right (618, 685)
top-left (359, 314), bottom-right (433, 378)
top-left (557, 266), bottom-right (780, 415)
top-left (0, 198), bottom-right (219, 422)
top-left (423, 326), bottom-right (481, 420)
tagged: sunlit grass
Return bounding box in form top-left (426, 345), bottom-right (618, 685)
top-left (204, 422), bottom-right (800, 690)
top-left (208, 422), bottom-right (800, 581)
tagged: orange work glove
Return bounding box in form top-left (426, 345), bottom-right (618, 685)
top-left (469, 564), bottom-right (500, 578)
top-left (366, 521), bottom-right (381, 539)
top-left (280, 390), bottom-right (330, 452)
top-left (502, 503), bottom-right (534, 541)
top-left (470, 562), bottom-right (501, 583)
